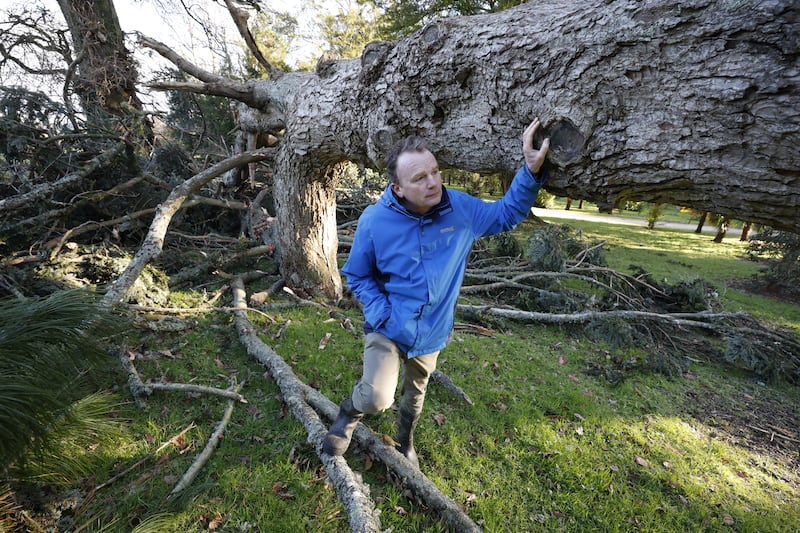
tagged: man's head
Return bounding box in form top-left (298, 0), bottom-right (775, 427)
top-left (385, 136), bottom-right (442, 215)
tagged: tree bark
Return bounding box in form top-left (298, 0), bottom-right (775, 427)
top-left (56, 0), bottom-right (150, 137)
top-left (270, 149), bottom-right (344, 298)
top-left (695, 211), bottom-right (709, 234)
top-left (144, 0), bottom-right (800, 299)
top-left (714, 216), bottom-right (731, 243)
top-left (740, 221), bottom-right (753, 241)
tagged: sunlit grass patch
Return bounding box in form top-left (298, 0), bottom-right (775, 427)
top-left (35, 219), bottom-right (798, 532)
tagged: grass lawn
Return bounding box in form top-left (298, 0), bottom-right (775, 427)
top-left (14, 213), bottom-right (799, 532)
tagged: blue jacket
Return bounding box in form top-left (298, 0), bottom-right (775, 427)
top-left (342, 164), bottom-right (546, 357)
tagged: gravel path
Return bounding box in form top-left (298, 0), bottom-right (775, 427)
top-left (531, 207), bottom-right (743, 236)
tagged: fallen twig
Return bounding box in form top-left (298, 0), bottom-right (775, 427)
top-left (99, 147), bottom-right (274, 308)
top-left (118, 346), bottom-right (247, 405)
top-left (746, 424), bottom-right (800, 444)
top-left (170, 382), bottom-right (241, 496)
top-left (430, 370), bottom-right (474, 406)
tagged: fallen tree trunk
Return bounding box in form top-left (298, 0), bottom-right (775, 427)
top-left (143, 0), bottom-right (799, 299)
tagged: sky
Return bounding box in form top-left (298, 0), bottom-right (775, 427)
top-left (6, 0), bottom-right (338, 109)
top-left (112, 0), bottom-right (333, 69)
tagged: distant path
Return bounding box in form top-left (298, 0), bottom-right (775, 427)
top-left (531, 207), bottom-right (743, 236)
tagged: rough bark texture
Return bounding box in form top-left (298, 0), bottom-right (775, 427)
top-left (56, 0), bottom-right (147, 125)
top-left (271, 148), bottom-right (344, 298)
top-left (148, 0), bottom-right (799, 298)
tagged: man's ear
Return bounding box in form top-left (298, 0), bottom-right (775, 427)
top-left (390, 182), bottom-right (402, 197)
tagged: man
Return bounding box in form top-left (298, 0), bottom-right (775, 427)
top-left (323, 119), bottom-right (550, 467)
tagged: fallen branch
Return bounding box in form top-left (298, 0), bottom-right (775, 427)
top-left (230, 277), bottom-right (381, 532)
top-left (168, 245), bottom-right (275, 287)
top-left (430, 370), bottom-right (474, 406)
top-left (18, 173), bottom-right (146, 232)
top-left (457, 304), bottom-right (746, 331)
top-left (100, 148), bottom-right (274, 308)
top-left (231, 277), bottom-right (482, 532)
top-left (117, 347), bottom-right (148, 409)
top-left (170, 382), bottom-right (241, 496)
top-left (746, 424), bottom-right (800, 444)
top-left (118, 346), bottom-right (247, 405)
top-left (0, 141), bottom-right (127, 212)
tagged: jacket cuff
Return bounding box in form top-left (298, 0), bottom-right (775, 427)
top-left (522, 163), bottom-right (548, 185)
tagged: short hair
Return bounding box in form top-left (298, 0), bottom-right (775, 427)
top-left (385, 136), bottom-right (430, 184)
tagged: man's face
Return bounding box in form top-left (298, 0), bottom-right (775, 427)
top-left (391, 149), bottom-right (442, 215)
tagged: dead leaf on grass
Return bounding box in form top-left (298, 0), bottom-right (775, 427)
top-left (432, 413), bottom-right (446, 426)
top-left (635, 455), bottom-right (650, 467)
top-left (382, 434), bottom-right (399, 447)
top-left (249, 291), bottom-right (269, 305)
top-left (318, 332), bottom-right (332, 350)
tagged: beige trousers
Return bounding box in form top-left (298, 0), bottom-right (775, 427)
top-left (350, 332), bottom-right (439, 415)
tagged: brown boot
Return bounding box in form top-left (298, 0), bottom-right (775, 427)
top-left (322, 398), bottom-right (363, 456)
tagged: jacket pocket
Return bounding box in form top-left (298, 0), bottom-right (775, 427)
top-left (380, 304), bottom-right (419, 348)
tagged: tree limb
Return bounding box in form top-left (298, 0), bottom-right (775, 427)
top-left (456, 304), bottom-right (745, 331)
top-left (100, 148), bottom-right (274, 308)
top-left (221, 0), bottom-right (281, 79)
top-left (170, 382), bottom-right (242, 496)
top-left (138, 35), bottom-right (265, 108)
top-left (230, 277), bottom-right (381, 532)
top-left (0, 141), bottom-right (127, 212)
top-left (231, 277), bottom-right (482, 532)
top-left (117, 346), bottom-right (247, 405)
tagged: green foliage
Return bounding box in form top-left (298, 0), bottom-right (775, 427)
top-left (662, 278), bottom-right (719, 312)
top-left (15, 392), bottom-right (124, 485)
top-left (369, 0), bottom-right (529, 37)
top-left (747, 227), bottom-right (800, 296)
top-left (526, 224), bottom-right (606, 272)
top-left (490, 232), bottom-right (523, 257)
top-left (318, 2), bottom-right (383, 59)
top-left (534, 188), bottom-right (555, 208)
top-left (0, 289), bottom-right (117, 468)
top-left (164, 77), bottom-right (236, 153)
top-left (243, 9), bottom-right (299, 75)
top-left (646, 202), bottom-right (664, 229)
top-left (463, 171), bottom-right (484, 196)
top-left (0, 87), bottom-right (70, 184)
